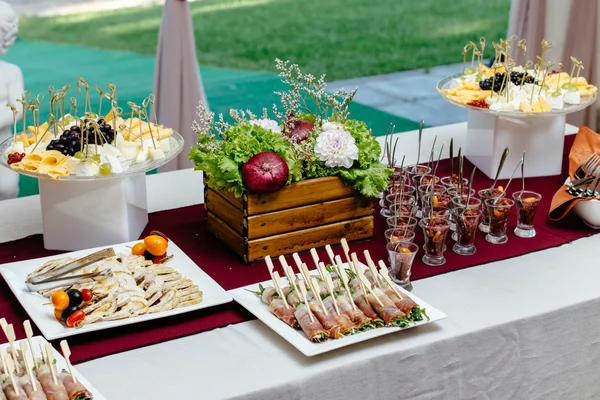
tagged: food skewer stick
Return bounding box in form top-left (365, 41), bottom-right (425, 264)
top-left (301, 264), bottom-right (326, 313)
top-left (334, 255), bottom-right (358, 311)
top-left (1, 351), bottom-right (19, 395)
top-left (309, 248), bottom-right (325, 280)
top-left (324, 244), bottom-right (337, 266)
top-left (517, 38), bottom-right (526, 66)
top-left (377, 260), bottom-right (405, 299)
top-left (278, 256), bottom-right (298, 293)
top-left (20, 341), bottom-right (38, 391)
top-left (291, 253), bottom-right (311, 284)
top-left (6, 325), bottom-right (21, 375)
top-left (23, 320), bottom-right (36, 361)
top-left (296, 280), bottom-right (314, 322)
top-left (311, 276), bottom-right (330, 315)
top-left (358, 271), bottom-right (384, 308)
top-left (264, 255), bottom-right (276, 280)
top-left (519, 60), bottom-right (534, 90)
top-left (537, 60), bottom-right (554, 98)
top-left (45, 343), bottom-right (59, 385)
top-left (7, 105), bottom-right (18, 143)
top-left (0, 317), bottom-right (7, 339)
top-left (0, 347), bottom-right (7, 374)
top-left (363, 250), bottom-right (381, 288)
top-left (60, 340), bottom-right (77, 383)
top-left (339, 238), bottom-right (353, 269)
top-left (272, 271), bottom-right (290, 309)
top-left (322, 273), bottom-right (341, 315)
top-left (349, 253), bottom-right (367, 296)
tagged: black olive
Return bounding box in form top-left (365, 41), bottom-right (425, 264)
top-left (61, 304), bottom-right (80, 321)
top-left (144, 250), bottom-right (154, 261)
top-left (66, 288), bottom-right (83, 307)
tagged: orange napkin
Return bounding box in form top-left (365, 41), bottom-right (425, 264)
top-left (549, 126), bottom-right (600, 221)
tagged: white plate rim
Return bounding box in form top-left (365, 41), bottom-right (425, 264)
top-left (229, 263), bottom-right (447, 357)
top-left (0, 239), bottom-right (233, 340)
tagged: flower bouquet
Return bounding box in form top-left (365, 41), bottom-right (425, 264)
top-left (189, 60), bottom-right (392, 262)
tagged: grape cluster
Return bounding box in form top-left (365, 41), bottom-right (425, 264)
top-left (46, 118), bottom-right (116, 157)
top-left (7, 152), bottom-right (25, 165)
top-left (479, 73), bottom-right (508, 92)
top-left (509, 71), bottom-right (535, 86)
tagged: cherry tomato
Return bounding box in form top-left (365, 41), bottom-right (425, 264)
top-left (132, 242), bottom-right (146, 256)
top-left (153, 253), bottom-right (167, 264)
top-left (51, 290), bottom-right (70, 311)
top-left (144, 235), bottom-right (168, 256)
top-left (81, 288), bottom-right (93, 302)
top-left (54, 308), bottom-right (63, 321)
top-left (149, 230), bottom-right (169, 242)
top-left (66, 309), bottom-right (86, 328)
top-left (61, 304), bottom-right (79, 322)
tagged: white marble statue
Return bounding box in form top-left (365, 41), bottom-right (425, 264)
top-left (0, 1), bottom-right (23, 200)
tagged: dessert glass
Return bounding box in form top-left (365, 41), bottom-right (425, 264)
top-left (386, 215), bottom-right (418, 232)
top-left (512, 190), bottom-right (542, 238)
top-left (419, 216), bottom-right (450, 266)
top-left (478, 187), bottom-right (504, 233)
top-left (440, 175), bottom-right (469, 190)
top-left (387, 241), bottom-right (418, 289)
top-left (485, 197), bottom-right (514, 244)
top-left (385, 228), bottom-right (416, 246)
top-left (453, 208), bottom-right (482, 255)
top-left (450, 195), bottom-right (482, 239)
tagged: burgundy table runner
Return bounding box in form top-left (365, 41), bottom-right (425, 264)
top-left (0, 134), bottom-right (595, 364)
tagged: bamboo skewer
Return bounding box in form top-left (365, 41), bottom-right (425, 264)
top-left (310, 248), bottom-right (325, 280)
top-left (272, 271), bottom-right (290, 309)
top-left (0, 347), bottom-right (7, 375)
top-left (334, 256), bottom-right (358, 311)
top-left (306, 266), bottom-right (327, 314)
top-left (340, 238), bottom-right (352, 267)
top-left (2, 351), bottom-right (19, 395)
top-left (296, 280), bottom-right (314, 322)
top-left (322, 274), bottom-right (341, 315)
top-left (324, 244), bottom-right (337, 266)
top-left (6, 325), bottom-right (21, 375)
top-left (60, 340), bottom-right (78, 383)
top-left (279, 256), bottom-right (298, 293)
top-left (23, 320), bottom-right (36, 361)
top-left (0, 317), bottom-right (7, 339)
top-left (20, 341), bottom-right (38, 391)
top-left (44, 344), bottom-right (59, 385)
top-left (348, 253), bottom-right (366, 296)
top-left (378, 260), bottom-right (405, 299)
top-left (363, 250), bottom-right (382, 288)
top-left (358, 273), bottom-right (384, 308)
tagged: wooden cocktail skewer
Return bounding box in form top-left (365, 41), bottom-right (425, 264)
top-left (20, 341), bottom-right (38, 391)
top-left (363, 250), bottom-right (382, 288)
top-left (278, 256), bottom-right (298, 293)
top-left (45, 343), bottom-right (59, 385)
top-left (23, 320), bottom-right (36, 361)
top-left (1, 350), bottom-right (19, 395)
top-left (60, 340), bottom-right (78, 383)
top-left (291, 253), bottom-right (311, 285)
top-left (309, 248), bottom-right (325, 280)
top-left (324, 244), bottom-right (337, 266)
top-left (339, 238), bottom-right (353, 268)
top-left (311, 276), bottom-right (333, 315)
top-left (0, 347), bottom-right (8, 375)
top-left (0, 317), bottom-right (8, 339)
top-left (349, 253), bottom-right (368, 299)
top-left (321, 273), bottom-right (341, 315)
top-left (296, 280), bottom-right (314, 322)
top-left (6, 324), bottom-right (21, 375)
top-left (358, 272), bottom-right (384, 308)
top-left (304, 264), bottom-right (327, 314)
top-left (377, 260), bottom-right (405, 299)
top-left (334, 255), bottom-right (358, 311)
top-left (272, 271), bottom-right (290, 309)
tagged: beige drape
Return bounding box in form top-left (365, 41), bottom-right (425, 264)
top-left (507, 0), bottom-right (547, 62)
top-left (153, 0), bottom-right (209, 172)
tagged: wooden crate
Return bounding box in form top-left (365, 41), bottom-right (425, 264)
top-left (204, 176), bottom-right (374, 263)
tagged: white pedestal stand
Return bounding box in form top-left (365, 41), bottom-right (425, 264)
top-left (465, 110), bottom-right (567, 180)
top-left (38, 174), bottom-right (148, 251)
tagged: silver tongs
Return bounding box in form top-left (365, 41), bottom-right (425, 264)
top-left (25, 248), bottom-right (116, 292)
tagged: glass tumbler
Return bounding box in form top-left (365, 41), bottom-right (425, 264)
top-left (478, 187), bottom-right (504, 233)
top-left (453, 208), bottom-right (482, 255)
top-left (485, 197), bottom-right (514, 244)
top-left (512, 190), bottom-right (542, 238)
top-left (419, 216), bottom-right (450, 266)
top-left (387, 241), bottom-right (418, 289)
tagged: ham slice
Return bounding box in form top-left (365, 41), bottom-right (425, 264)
top-left (294, 303), bottom-right (329, 343)
top-left (382, 285), bottom-right (419, 315)
top-left (261, 286), bottom-right (278, 305)
top-left (59, 372), bottom-right (93, 400)
top-left (367, 287), bottom-right (407, 326)
top-left (322, 296), bottom-right (358, 334)
top-left (309, 302), bottom-right (343, 339)
top-left (335, 291), bottom-right (373, 329)
top-left (0, 375), bottom-right (7, 400)
top-left (269, 298), bottom-right (298, 328)
top-left (18, 374), bottom-right (47, 400)
top-left (351, 290), bottom-right (384, 326)
top-left (1, 377), bottom-right (28, 400)
top-left (37, 364), bottom-right (69, 400)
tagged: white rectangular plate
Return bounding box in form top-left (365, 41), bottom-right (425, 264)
top-left (229, 263), bottom-right (447, 356)
top-left (0, 240), bottom-right (232, 340)
top-left (1, 336), bottom-right (106, 399)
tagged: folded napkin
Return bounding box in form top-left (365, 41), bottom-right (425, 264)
top-left (549, 126), bottom-right (600, 221)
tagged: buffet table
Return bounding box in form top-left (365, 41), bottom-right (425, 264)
top-left (3, 122), bottom-right (600, 400)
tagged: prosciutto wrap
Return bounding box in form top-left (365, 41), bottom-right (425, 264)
top-left (60, 372), bottom-right (93, 400)
top-left (322, 296), bottom-right (358, 334)
top-left (382, 285), bottom-right (419, 315)
top-left (18, 374), bottom-right (47, 400)
top-left (37, 364), bottom-right (69, 400)
top-left (0, 375), bottom-right (6, 400)
top-left (1, 377), bottom-right (28, 400)
top-left (335, 291), bottom-right (373, 329)
top-left (351, 290), bottom-right (384, 326)
top-left (309, 302), bottom-right (343, 339)
top-left (285, 288), bottom-right (301, 306)
top-left (261, 286), bottom-right (278, 305)
top-left (294, 303), bottom-right (329, 343)
top-left (269, 298), bottom-right (298, 328)
top-left (367, 287), bottom-right (407, 326)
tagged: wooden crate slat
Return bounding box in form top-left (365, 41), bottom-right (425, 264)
top-left (246, 216), bottom-right (374, 262)
top-left (205, 189), bottom-right (245, 235)
top-left (244, 176), bottom-right (357, 215)
top-left (246, 196), bottom-right (373, 239)
top-left (206, 211), bottom-right (246, 259)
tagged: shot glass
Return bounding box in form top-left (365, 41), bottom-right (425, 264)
top-left (387, 241), bottom-right (418, 289)
top-left (389, 199), bottom-right (417, 219)
top-left (453, 208), bottom-right (482, 255)
top-left (440, 175), bottom-right (469, 190)
top-left (512, 190), bottom-right (542, 238)
top-left (419, 216), bottom-right (450, 266)
top-left (418, 183), bottom-right (445, 211)
top-left (450, 195), bottom-right (481, 239)
top-left (382, 193), bottom-right (415, 218)
top-left (477, 187), bottom-right (504, 233)
top-left (385, 228), bottom-right (416, 246)
top-left (387, 215), bottom-right (418, 232)
top-left (485, 197), bottom-right (514, 244)
top-left (421, 193), bottom-right (452, 219)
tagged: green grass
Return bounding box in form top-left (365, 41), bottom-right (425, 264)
top-left (19, 0), bottom-right (511, 81)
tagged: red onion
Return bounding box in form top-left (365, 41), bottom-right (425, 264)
top-left (242, 152), bottom-right (289, 193)
top-left (288, 120), bottom-right (314, 141)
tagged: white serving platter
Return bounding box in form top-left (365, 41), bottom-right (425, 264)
top-left (0, 240), bottom-right (232, 340)
top-left (229, 263), bottom-right (446, 357)
top-left (1, 336), bottom-right (106, 399)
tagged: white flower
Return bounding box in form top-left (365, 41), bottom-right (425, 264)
top-left (249, 118), bottom-right (281, 133)
top-left (314, 122), bottom-right (359, 168)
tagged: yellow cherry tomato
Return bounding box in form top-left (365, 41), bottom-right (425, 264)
top-left (144, 235), bottom-right (168, 256)
top-left (54, 308), bottom-right (63, 321)
top-left (51, 290), bottom-right (70, 311)
top-left (132, 242), bottom-right (147, 256)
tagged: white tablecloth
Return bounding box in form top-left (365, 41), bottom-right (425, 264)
top-left (2, 122), bottom-right (596, 400)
